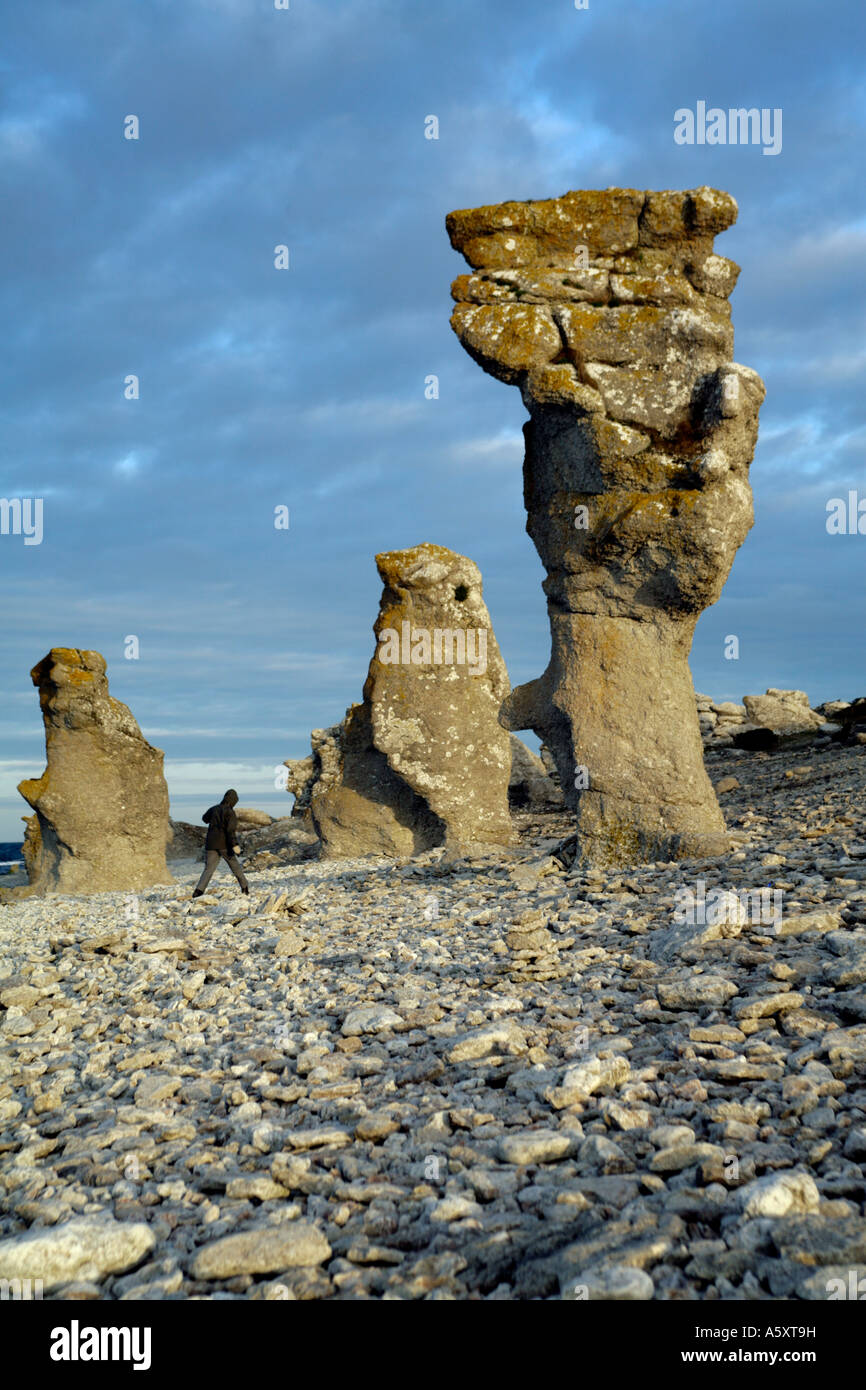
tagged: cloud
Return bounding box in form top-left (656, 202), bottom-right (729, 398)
top-left (448, 430), bottom-right (525, 468)
top-left (0, 87), bottom-right (88, 163)
top-left (756, 220), bottom-right (866, 282)
top-left (299, 398), bottom-right (426, 431)
top-left (163, 759), bottom-right (282, 791)
top-left (114, 451), bottom-right (144, 478)
top-left (1, 0), bottom-right (865, 839)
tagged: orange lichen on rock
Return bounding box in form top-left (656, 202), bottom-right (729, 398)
top-left (448, 186), bottom-right (766, 867)
top-left (18, 648), bottom-right (172, 893)
top-left (289, 546), bottom-right (515, 859)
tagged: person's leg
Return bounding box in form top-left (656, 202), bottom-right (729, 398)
top-left (224, 854), bottom-right (249, 893)
top-left (193, 850), bottom-right (221, 895)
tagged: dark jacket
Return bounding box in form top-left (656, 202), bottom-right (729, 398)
top-left (203, 789), bottom-right (241, 856)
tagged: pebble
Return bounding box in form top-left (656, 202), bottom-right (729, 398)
top-left (562, 1265), bottom-right (655, 1301)
top-left (498, 1129), bottom-right (578, 1165)
top-left (192, 1222), bottom-right (331, 1278)
top-left (657, 976), bottom-right (738, 1010)
top-left (738, 1171), bottom-right (821, 1218)
top-left (446, 1021), bottom-right (527, 1063)
top-left (0, 1217), bottom-right (155, 1290)
top-left (0, 738), bottom-right (864, 1300)
top-left (341, 1005), bottom-right (404, 1037)
top-left (545, 1055), bottom-right (631, 1108)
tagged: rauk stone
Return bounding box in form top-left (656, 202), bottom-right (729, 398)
top-left (291, 545), bottom-right (514, 857)
top-left (448, 186), bottom-right (766, 866)
top-left (18, 648), bottom-right (172, 893)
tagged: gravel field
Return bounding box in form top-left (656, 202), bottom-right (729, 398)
top-left (1, 741), bottom-right (865, 1301)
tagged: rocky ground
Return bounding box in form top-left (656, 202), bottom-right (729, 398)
top-left (1, 740), bottom-right (865, 1302)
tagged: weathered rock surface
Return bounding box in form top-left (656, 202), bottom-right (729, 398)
top-left (820, 697), bottom-right (866, 745)
top-left (242, 817), bottom-right (320, 871)
top-left (283, 747), bottom-right (320, 822)
top-left (742, 690), bottom-right (824, 738)
top-left (448, 187), bottom-right (766, 867)
top-left (696, 688), bottom-right (855, 750)
top-left (289, 729), bottom-right (561, 825)
top-left (167, 820), bottom-right (206, 861)
top-left (192, 1222), bottom-right (331, 1279)
top-left (291, 545), bottom-right (515, 857)
top-left (18, 649), bottom-right (172, 894)
top-left (0, 1216), bottom-right (155, 1290)
top-left (508, 735), bottom-right (564, 810)
top-left (235, 808), bottom-right (274, 829)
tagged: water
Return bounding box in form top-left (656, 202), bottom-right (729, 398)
top-left (0, 842), bottom-right (24, 872)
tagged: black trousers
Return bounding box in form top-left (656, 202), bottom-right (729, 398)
top-left (194, 849), bottom-right (249, 894)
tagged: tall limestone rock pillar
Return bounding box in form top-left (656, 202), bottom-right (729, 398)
top-left (302, 544), bottom-right (515, 857)
top-left (19, 648), bottom-right (172, 893)
top-left (448, 187), bottom-right (766, 867)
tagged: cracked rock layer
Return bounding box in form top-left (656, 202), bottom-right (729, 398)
top-left (448, 187), bottom-right (766, 866)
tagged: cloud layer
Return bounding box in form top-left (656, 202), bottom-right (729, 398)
top-left (1, 0), bottom-right (864, 836)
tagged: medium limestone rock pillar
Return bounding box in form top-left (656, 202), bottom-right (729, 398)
top-left (447, 186), bottom-right (766, 866)
top-left (18, 648), bottom-right (172, 893)
top-left (306, 544), bottom-right (515, 857)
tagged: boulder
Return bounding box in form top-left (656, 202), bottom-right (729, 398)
top-left (191, 1222), bottom-right (331, 1279)
top-left (448, 187), bottom-right (766, 866)
top-left (0, 1216), bottom-right (155, 1291)
top-left (167, 819), bottom-right (206, 860)
top-left (306, 705), bottom-right (442, 859)
top-left (508, 734), bottom-right (564, 810)
top-left (539, 743), bottom-right (562, 785)
top-left (234, 807), bottom-right (273, 827)
top-left (290, 724), bottom-right (560, 824)
top-left (18, 649), bottom-right (172, 893)
top-left (300, 544), bottom-right (515, 857)
top-left (741, 689), bottom-right (824, 738)
top-left (284, 730), bottom-right (340, 823)
top-left (239, 816), bottom-right (319, 869)
top-left (816, 696), bottom-right (866, 743)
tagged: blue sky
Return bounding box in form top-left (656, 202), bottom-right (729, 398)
top-left (1, 0), bottom-right (864, 839)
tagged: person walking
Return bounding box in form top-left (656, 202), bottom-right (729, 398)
top-left (192, 788), bottom-right (249, 897)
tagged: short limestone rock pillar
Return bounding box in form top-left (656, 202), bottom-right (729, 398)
top-left (306, 544), bottom-right (515, 857)
top-left (19, 648), bottom-right (172, 893)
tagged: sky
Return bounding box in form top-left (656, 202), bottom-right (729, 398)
top-left (1, 0), bottom-right (864, 840)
